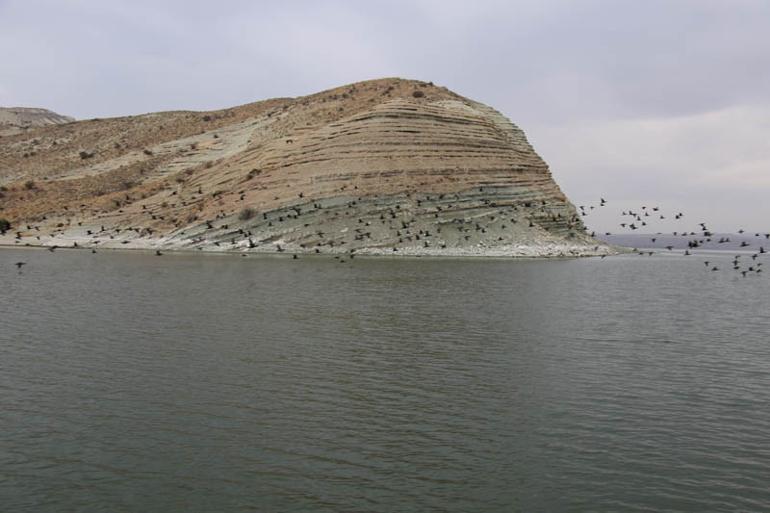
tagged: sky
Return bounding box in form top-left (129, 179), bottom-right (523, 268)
top-left (1, 0), bottom-right (769, 233)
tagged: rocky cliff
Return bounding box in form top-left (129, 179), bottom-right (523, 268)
top-left (0, 78), bottom-right (611, 257)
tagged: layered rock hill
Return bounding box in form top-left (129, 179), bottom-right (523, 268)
top-left (0, 78), bottom-right (611, 257)
top-left (0, 107), bottom-right (74, 136)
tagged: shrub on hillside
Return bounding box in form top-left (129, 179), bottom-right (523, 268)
top-left (0, 218), bottom-right (11, 234)
top-left (412, 90), bottom-right (425, 98)
top-left (238, 207), bottom-right (256, 221)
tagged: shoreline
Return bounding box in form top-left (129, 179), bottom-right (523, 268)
top-left (0, 237), bottom-right (623, 260)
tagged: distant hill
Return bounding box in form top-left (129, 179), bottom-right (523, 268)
top-left (600, 233), bottom-right (769, 252)
top-left (0, 78), bottom-right (612, 257)
top-left (0, 107), bottom-right (74, 136)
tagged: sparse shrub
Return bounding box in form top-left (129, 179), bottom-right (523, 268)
top-left (143, 148), bottom-right (153, 155)
top-left (79, 150), bottom-right (94, 159)
top-left (238, 207), bottom-right (256, 221)
top-left (24, 180), bottom-right (36, 190)
top-left (412, 90), bottom-right (425, 98)
top-left (202, 115), bottom-right (212, 122)
top-left (121, 180), bottom-right (135, 190)
top-left (246, 169), bottom-right (260, 180)
top-left (205, 161), bottom-right (214, 169)
top-left (0, 218), bottom-right (10, 234)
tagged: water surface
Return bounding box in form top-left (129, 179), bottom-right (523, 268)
top-left (2, 249), bottom-right (769, 512)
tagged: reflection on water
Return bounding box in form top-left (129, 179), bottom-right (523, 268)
top-left (2, 249), bottom-right (769, 512)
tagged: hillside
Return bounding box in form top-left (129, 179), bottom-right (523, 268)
top-left (0, 107), bottom-right (74, 136)
top-left (0, 78), bottom-right (610, 257)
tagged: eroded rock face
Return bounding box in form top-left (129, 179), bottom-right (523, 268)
top-left (0, 78), bottom-right (610, 257)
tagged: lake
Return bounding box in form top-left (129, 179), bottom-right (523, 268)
top-left (2, 248), bottom-right (769, 512)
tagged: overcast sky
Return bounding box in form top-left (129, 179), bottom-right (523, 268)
top-left (1, 0), bottom-right (768, 232)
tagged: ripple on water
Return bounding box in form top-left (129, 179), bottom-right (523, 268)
top-left (1, 249), bottom-right (769, 512)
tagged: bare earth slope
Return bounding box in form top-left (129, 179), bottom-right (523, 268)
top-left (0, 107), bottom-right (74, 136)
top-left (0, 78), bottom-right (611, 257)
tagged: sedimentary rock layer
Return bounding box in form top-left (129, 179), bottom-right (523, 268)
top-left (0, 78), bottom-right (610, 257)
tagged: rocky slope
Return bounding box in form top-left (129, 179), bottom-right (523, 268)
top-left (0, 107), bottom-right (74, 136)
top-left (0, 78), bottom-right (611, 257)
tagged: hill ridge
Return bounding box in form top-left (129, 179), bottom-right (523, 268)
top-left (0, 78), bottom-right (612, 257)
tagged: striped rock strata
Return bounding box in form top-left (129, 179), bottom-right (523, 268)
top-left (0, 78), bottom-right (612, 257)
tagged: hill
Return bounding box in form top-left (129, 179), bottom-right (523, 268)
top-left (0, 78), bottom-right (610, 257)
top-left (0, 107), bottom-right (74, 136)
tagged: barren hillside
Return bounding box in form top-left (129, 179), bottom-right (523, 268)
top-left (0, 107), bottom-right (74, 136)
top-left (0, 78), bottom-right (609, 257)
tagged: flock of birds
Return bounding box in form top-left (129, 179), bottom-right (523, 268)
top-left (7, 186), bottom-right (582, 265)
top-left (9, 194), bottom-right (768, 278)
top-left (577, 198), bottom-right (767, 278)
